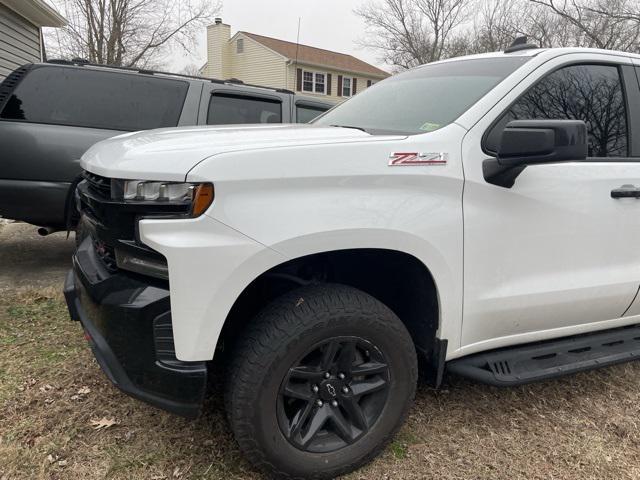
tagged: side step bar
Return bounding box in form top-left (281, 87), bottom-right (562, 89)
top-left (447, 324), bottom-right (640, 386)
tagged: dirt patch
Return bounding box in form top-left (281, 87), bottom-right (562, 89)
top-left (1, 290), bottom-right (639, 479)
top-left (0, 223), bottom-right (75, 292)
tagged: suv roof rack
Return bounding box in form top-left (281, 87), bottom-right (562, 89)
top-left (504, 36), bottom-right (539, 54)
top-left (44, 59), bottom-right (295, 95)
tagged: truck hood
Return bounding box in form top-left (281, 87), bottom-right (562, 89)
top-left (81, 124), bottom-right (406, 181)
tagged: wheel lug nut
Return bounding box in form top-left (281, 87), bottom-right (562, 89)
top-left (338, 373), bottom-right (345, 380)
top-left (324, 372), bottom-right (331, 379)
top-left (316, 399), bottom-right (323, 407)
top-left (331, 400), bottom-right (338, 407)
top-left (312, 385), bottom-right (319, 393)
top-left (342, 386), bottom-right (349, 394)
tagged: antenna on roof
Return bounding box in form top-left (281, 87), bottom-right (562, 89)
top-left (294, 17), bottom-right (301, 73)
top-left (504, 35), bottom-right (538, 53)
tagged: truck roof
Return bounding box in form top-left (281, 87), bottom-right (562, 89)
top-left (426, 47), bottom-right (640, 68)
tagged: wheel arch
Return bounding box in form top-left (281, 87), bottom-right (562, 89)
top-left (216, 247), bottom-right (446, 383)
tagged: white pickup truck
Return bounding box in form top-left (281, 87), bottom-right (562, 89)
top-left (64, 41), bottom-right (640, 479)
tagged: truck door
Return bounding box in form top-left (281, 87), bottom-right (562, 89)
top-left (460, 54), bottom-right (640, 354)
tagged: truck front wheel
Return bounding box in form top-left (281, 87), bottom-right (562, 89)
top-left (225, 284), bottom-right (418, 479)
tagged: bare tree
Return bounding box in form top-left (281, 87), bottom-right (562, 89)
top-left (46, 0), bottom-right (220, 69)
top-left (180, 63), bottom-right (204, 77)
top-left (531, 0), bottom-right (640, 51)
top-left (471, 0), bottom-right (521, 51)
top-left (466, 0), bottom-right (575, 51)
top-left (355, 0), bottom-right (471, 69)
top-left (357, 0), bottom-right (640, 69)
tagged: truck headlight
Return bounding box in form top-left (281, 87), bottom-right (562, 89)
top-left (122, 180), bottom-right (214, 217)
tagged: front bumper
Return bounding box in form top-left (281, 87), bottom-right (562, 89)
top-left (63, 238), bottom-right (207, 417)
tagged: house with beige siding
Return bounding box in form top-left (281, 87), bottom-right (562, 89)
top-left (0, 0), bottom-right (66, 80)
top-left (200, 18), bottom-right (389, 103)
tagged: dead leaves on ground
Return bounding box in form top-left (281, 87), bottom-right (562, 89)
top-left (46, 453), bottom-right (68, 468)
top-left (89, 417), bottom-right (118, 430)
top-left (70, 386), bottom-right (91, 401)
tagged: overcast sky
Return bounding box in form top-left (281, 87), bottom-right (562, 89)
top-left (170, 0), bottom-right (384, 73)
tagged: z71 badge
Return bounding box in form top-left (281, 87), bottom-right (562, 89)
top-left (388, 152), bottom-right (448, 166)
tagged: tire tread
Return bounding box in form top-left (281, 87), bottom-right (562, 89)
top-left (225, 283), bottom-right (417, 480)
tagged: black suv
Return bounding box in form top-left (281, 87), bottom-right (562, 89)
top-left (0, 61), bottom-right (332, 231)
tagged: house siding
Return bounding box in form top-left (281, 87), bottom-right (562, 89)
top-left (286, 64), bottom-right (381, 104)
top-left (0, 3), bottom-right (41, 80)
top-left (228, 33), bottom-right (287, 89)
top-left (202, 24), bottom-right (388, 96)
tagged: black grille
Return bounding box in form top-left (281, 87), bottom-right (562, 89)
top-left (93, 239), bottom-right (118, 272)
top-left (76, 176), bottom-right (183, 280)
top-left (83, 171), bottom-right (112, 198)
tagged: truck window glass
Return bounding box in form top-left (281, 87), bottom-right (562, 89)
top-left (0, 66), bottom-right (188, 131)
top-left (207, 93), bottom-right (282, 125)
top-left (489, 64), bottom-right (628, 157)
top-left (296, 104), bottom-right (328, 123)
top-left (313, 57), bottom-right (529, 135)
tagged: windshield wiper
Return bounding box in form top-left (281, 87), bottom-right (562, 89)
top-left (329, 124), bottom-right (367, 133)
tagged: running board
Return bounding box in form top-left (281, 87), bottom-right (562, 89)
top-left (447, 324), bottom-right (640, 386)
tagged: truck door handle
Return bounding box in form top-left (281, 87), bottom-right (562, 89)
top-left (611, 185), bottom-right (640, 199)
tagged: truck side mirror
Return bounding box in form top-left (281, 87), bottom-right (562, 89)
top-left (484, 119), bottom-right (588, 188)
top-left (497, 119), bottom-right (588, 167)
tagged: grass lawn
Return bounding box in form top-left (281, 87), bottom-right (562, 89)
top-left (1, 289), bottom-right (640, 479)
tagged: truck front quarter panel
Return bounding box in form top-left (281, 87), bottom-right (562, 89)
top-left (138, 214), bottom-right (286, 361)
top-left (171, 124), bottom-right (466, 360)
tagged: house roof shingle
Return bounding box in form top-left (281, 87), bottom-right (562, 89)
top-left (240, 31), bottom-right (388, 78)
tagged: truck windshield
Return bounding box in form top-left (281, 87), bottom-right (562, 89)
top-left (314, 57), bottom-right (530, 135)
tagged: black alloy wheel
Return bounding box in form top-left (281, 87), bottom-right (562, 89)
top-left (277, 336), bottom-right (390, 453)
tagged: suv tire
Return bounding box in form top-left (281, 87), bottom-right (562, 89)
top-left (225, 284), bottom-right (418, 479)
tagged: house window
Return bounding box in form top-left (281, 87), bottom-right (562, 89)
top-left (315, 73), bottom-right (325, 94)
top-left (302, 70), bottom-right (327, 95)
top-left (237, 38), bottom-right (244, 53)
top-left (303, 71), bottom-right (314, 92)
top-left (342, 77), bottom-right (352, 97)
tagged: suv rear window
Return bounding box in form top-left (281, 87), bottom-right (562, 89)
top-left (207, 93), bottom-right (282, 125)
top-left (0, 66), bottom-right (188, 131)
top-left (296, 104), bottom-right (328, 123)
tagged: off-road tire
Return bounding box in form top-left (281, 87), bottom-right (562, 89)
top-left (225, 283), bottom-right (418, 479)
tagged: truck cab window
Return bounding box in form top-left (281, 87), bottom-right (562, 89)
top-left (487, 64), bottom-right (628, 157)
top-left (207, 93), bottom-right (282, 125)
